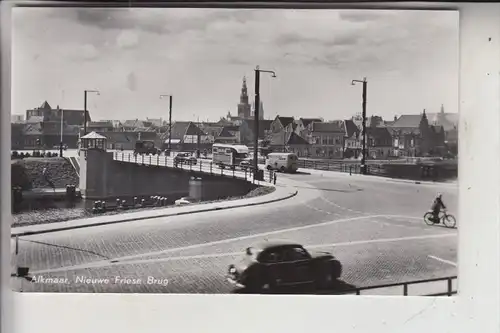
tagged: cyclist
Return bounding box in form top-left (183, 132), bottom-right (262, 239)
top-left (431, 193), bottom-right (447, 224)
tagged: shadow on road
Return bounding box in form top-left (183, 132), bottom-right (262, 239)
top-left (429, 223), bottom-right (458, 230)
top-left (290, 185), bottom-right (363, 194)
top-left (230, 279), bottom-right (358, 295)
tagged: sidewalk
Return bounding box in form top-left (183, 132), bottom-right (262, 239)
top-left (299, 167), bottom-right (458, 187)
top-left (11, 181), bottom-right (297, 237)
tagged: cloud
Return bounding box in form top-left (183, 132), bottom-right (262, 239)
top-left (339, 10), bottom-right (395, 23)
top-left (332, 34), bottom-right (361, 46)
top-left (228, 58), bottom-right (252, 66)
top-left (56, 8), bottom-right (261, 36)
top-left (126, 72), bottom-right (138, 91)
top-left (63, 43), bottom-right (99, 62)
top-left (116, 30), bottom-right (139, 49)
top-left (274, 33), bottom-right (322, 46)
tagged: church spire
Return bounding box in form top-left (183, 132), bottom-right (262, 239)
top-left (240, 76), bottom-right (248, 104)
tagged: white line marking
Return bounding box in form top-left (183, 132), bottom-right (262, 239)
top-left (36, 215), bottom-right (382, 272)
top-left (32, 233), bottom-right (456, 274)
top-left (303, 202), bottom-right (334, 215)
top-left (30, 214), bottom-right (431, 274)
top-left (307, 233), bottom-right (455, 250)
top-left (428, 255), bottom-right (457, 267)
top-left (319, 196), bottom-right (366, 215)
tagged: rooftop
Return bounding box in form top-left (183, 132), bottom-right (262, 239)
top-left (312, 121), bottom-right (344, 132)
top-left (390, 114), bottom-right (423, 128)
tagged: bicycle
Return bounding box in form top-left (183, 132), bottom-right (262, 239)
top-left (423, 210), bottom-right (457, 228)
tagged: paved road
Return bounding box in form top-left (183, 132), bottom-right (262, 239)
top-left (11, 171), bottom-right (458, 294)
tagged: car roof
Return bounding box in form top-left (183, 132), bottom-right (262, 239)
top-left (250, 239), bottom-right (303, 251)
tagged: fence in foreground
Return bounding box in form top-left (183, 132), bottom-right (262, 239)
top-left (328, 276), bottom-right (457, 296)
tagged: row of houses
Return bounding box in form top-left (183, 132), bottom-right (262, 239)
top-left (12, 100), bottom-right (458, 160)
top-left (184, 105), bottom-right (457, 160)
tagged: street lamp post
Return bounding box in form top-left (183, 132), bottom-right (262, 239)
top-left (59, 109), bottom-right (64, 157)
top-left (351, 78), bottom-right (367, 175)
top-left (83, 89), bottom-right (100, 136)
top-left (197, 116), bottom-right (201, 152)
top-left (160, 94), bottom-right (173, 153)
top-left (254, 66), bottom-right (276, 178)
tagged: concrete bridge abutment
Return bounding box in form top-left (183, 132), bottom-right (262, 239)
top-left (79, 149), bottom-right (256, 202)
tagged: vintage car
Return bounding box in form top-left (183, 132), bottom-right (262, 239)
top-left (239, 159), bottom-right (252, 171)
top-left (174, 152), bottom-right (197, 165)
top-left (226, 240), bottom-right (342, 292)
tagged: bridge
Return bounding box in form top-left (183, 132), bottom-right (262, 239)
top-left (78, 149), bottom-right (272, 201)
top-left (111, 151), bottom-right (274, 183)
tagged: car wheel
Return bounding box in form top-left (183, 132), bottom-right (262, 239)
top-left (266, 165), bottom-right (272, 170)
top-left (331, 260), bottom-right (342, 279)
top-left (280, 166), bottom-right (286, 173)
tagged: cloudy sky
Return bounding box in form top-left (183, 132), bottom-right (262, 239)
top-left (12, 7), bottom-right (459, 122)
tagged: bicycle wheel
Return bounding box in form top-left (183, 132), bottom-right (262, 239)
top-left (442, 214), bottom-right (457, 228)
top-left (423, 212), bottom-right (435, 226)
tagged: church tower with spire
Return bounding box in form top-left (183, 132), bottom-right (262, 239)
top-left (237, 77), bottom-right (251, 119)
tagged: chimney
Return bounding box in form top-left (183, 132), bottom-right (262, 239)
top-left (394, 115), bottom-right (397, 121)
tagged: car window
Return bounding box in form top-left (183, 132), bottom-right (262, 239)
top-left (282, 247), bottom-right (310, 261)
top-left (258, 249), bottom-right (283, 263)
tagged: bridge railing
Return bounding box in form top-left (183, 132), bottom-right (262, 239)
top-left (113, 151), bottom-right (276, 184)
top-left (326, 276), bottom-right (457, 296)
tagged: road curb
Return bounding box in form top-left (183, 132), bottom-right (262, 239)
top-left (11, 189), bottom-right (298, 237)
top-left (304, 169), bottom-right (457, 187)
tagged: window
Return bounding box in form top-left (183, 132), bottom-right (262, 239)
top-left (322, 137), bottom-right (328, 145)
top-left (328, 137), bottom-right (334, 145)
top-left (283, 247), bottom-right (310, 261)
top-left (258, 250), bottom-right (282, 263)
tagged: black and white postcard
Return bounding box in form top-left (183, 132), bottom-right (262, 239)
top-left (10, 7), bottom-right (459, 296)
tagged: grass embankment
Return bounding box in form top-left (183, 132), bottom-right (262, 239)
top-left (11, 157), bottom-right (79, 190)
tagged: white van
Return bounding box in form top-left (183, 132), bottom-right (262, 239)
top-left (266, 153), bottom-right (299, 173)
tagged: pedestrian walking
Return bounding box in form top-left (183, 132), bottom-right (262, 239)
top-left (273, 171), bottom-right (277, 185)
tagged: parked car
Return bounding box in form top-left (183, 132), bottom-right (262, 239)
top-left (239, 159), bottom-right (252, 171)
top-left (52, 144), bottom-right (68, 150)
top-left (174, 197), bottom-right (197, 206)
top-left (226, 240), bottom-right (342, 293)
top-left (174, 152), bottom-right (197, 165)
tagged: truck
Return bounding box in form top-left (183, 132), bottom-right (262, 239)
top-left (134, 140), bottom-right (160, 155)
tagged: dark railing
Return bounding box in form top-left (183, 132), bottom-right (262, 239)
top-left (299, 159), bottom-right (365, 175)
top-left (113, 151), bottom-right (276, 184)
top-left (298, 158), bottom-right (457, 181)
top-left (328, 276), bottom-right (457, 296)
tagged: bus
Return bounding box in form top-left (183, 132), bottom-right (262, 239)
top-left (265, 152), bottom-right (299, 173)
top-left (212, 144), bottom-right (249, 169)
